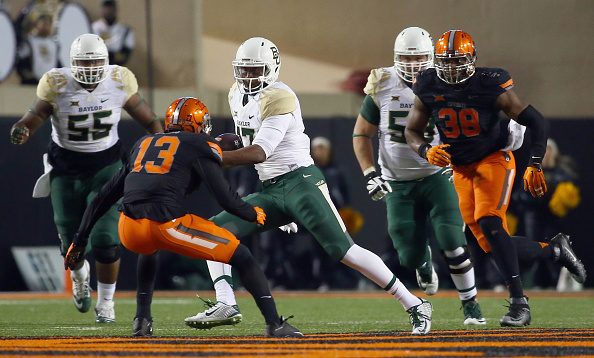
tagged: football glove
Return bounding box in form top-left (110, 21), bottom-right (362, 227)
top-left (425, 144), bottom-right (451, 167)
top-left (523, 159), bottom-right (547, 198)
top-left (441, 166), bottom-right (454, 183)
top-left (365, 170), bottom-right (392, 201)
top-left (10, 126), bottom-right (29, 145)
top-left (278, 222), bottom-right (298, 234)
top-left (64, 242), bottom-right (86, 270)
top-left (254, 206), bottom-right (266, 226)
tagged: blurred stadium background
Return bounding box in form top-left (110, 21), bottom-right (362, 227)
top-left (1, 0), bottom-right (592, 292)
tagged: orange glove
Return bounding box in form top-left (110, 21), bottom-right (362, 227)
top-left (64, 242), bottom-right (86, 270)
top-left (254, 206), bottom-right (266, 226)
top-left (425, 144), bottom-right (451, 167)
top-left (523, 163), bottom-right (547, 197)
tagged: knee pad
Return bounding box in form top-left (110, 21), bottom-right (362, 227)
top-left (93, 245), bottom-right (122, 264)
top-left (441, 246), bottom-right (473, 274)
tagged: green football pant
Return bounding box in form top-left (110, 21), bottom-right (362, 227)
top-left (385, 169), bottom-right (466, 269)
top-left (50, 161), bottom-right (122, 255)
top-left (211, 165), bottom-right (354, 261)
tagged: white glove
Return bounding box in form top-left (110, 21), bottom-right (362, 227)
top-left (441, 166), bottom-right (454, 183)
top-left (365, 170), bottom-right (392, 201)
top-left (278, 222), bottom-right (298, 233)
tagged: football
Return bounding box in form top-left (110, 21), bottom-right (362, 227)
top-left (215, 133), bottom-right (244, 151)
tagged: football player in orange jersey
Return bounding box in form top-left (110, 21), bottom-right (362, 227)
top-left (64, 97), bottom-right (303, 338)
top-left (405, 30), bottom-right (586, 327)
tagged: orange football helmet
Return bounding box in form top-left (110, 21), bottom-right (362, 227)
top-left (165, 97), bottom-right (212, 134)
top-left (434, 30), bottom-right (476, 84)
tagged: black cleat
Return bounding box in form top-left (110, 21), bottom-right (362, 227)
top-left (265, 316), bottom-right (304, 338)
top-left (133, 317), bottom-right (153, 337)
top-left (550, 233), bottom-right (587, 284)
top-left (500, 296), bottom-right (531, 327)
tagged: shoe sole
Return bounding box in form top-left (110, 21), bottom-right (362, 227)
top-left (96, 318), bottom-right (116, 323)
top-left (185, 315), bottom-right (242, 329)
top-left (464, 318), bottom-right (487, 326)
top-left (73, 298), bottom-right (91, 313)
top-left (500, 318), bottom-right (531, 327)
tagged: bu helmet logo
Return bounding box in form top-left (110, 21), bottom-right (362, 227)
top-left (271, 47), bottom-right (280, 65)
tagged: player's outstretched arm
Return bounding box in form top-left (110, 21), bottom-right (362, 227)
top-left (10, 99), bottom-right (52, 145)
top-left (124, 93), bottom-right (164, 134)
top-left (221, 145), bottom-right (267, 168)
top-left (497, 90), bottom-right (549, 197)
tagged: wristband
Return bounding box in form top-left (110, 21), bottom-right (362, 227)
top-left (363, 167), bottom-right (376, 176)
top-left (418, 143), bottom-right (432, 159)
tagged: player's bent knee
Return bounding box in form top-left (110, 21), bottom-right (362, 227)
top-left (477, 216), bottom-right (503, 236)
top-left (93, 245), bottom-right (122, 264)
top-left (398, 252), bottom-right (425, 270)
top-left (228, 244), bottom-right (252, 267)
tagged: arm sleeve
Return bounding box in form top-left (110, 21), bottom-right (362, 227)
top-left (360, 95), bottom-right (380, 125)
top-left (194, 157), bottom-right (257, 222)
top-left (252, 113), bottom-right (292, 158)
top-left (515, 105), bottom-right (549, 161)
top-left (75, 163), bottom-right (129, 243)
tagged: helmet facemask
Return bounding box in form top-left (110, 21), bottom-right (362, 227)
top-left (394, 54), bottom-right (433, 83)
top-left (435, 54), bottom-right (476, 85)
top-left (71, 58), bottom-right (109, 85)
top-left (233, 62), bottom-right (268, 94)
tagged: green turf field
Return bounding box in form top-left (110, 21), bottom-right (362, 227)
top-left (0, 291), bottom-right (591, 337)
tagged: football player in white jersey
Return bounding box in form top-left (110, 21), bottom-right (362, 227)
top-left (352, 27), bottom-right (485, 325)
top-left (184, 37), bottom-right (433, 335)
top-left (10, 34), bottom-right (162, 324)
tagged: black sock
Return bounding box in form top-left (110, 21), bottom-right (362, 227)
top-left (478, 216), bottom-right (523, 297)
top-left (136, 252), bottom-right (158, 319)
top-left (510, 236), bottom-right (547, 262)
top-left (229, 244), bottom-right (280, 326)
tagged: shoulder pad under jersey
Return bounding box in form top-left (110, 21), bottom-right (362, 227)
top-left (259, 87), bottom-right (297, 119)
top-left (476, 67), bottom-right (514, 91)
top-left (364, 67), bottom-right (394, 97)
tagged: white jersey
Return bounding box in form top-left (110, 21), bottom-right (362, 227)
top-left (228, 81), bottom-right (314, 181)
top-left (37, 65), bottom-right (137, 153)
top-left (364, 67), bottom-right (441, 181)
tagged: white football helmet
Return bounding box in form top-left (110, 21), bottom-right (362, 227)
top-left (393, 27), bottom-right (434, 83)
top-left (232, 37), bottom-right (281, 94)
top-left (70, 34), bottom-right (109, 85)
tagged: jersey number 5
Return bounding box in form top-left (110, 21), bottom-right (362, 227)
top-left (388, 111), bottom-right (435, 143)
top-left (132, 136), bottom-right (180, 174)
top-left (439, 108), bottom-right (481, 138)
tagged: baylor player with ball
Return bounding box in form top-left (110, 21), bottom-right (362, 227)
top-left (184, 36), bottom-right (433, 335)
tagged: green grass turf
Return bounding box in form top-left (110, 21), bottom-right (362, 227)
top-left (0, 293), bottom-right (592, 337)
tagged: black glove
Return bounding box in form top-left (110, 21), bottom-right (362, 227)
top-left (365, 170), bottom-right (392, 201)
